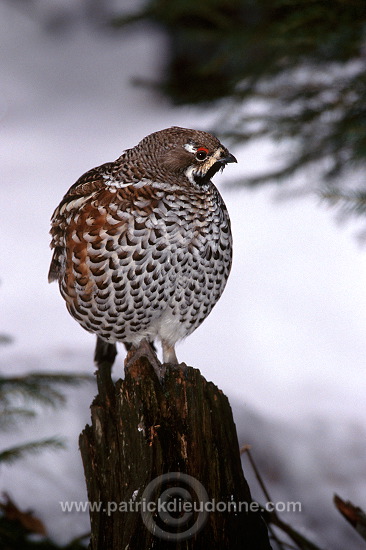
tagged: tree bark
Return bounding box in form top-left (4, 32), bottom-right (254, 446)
top-left (79, 358), bottom-right (272, 549)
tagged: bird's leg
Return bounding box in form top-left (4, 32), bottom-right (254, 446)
top-left (94, 337), bottom-right (118, 366)
top-left (162, 341), bottom-right (178, 365)
top-left (162, 341), bottom-right (188, 373)
top-left (125, 339), bottom-right (166, 382)
top-left (94, 337), bottom-right (117, 407)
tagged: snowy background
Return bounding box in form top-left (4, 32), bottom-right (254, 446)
top-left (1, 2), bottom-right (366, 548)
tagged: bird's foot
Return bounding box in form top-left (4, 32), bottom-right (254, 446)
top-left (162, 361), bottom-right (189, 375)
top-left (125, 339), bottom-right (166, 382)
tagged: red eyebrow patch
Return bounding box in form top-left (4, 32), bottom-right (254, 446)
top-left (197, 147), bottom-right (209, 154)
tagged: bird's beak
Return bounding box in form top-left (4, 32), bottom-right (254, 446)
top-left (221, 153), bottom-right (237, 164)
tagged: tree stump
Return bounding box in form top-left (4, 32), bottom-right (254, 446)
top-left (79, 358), bottom-right (271, 549)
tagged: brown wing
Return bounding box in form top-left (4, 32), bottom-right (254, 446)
top-left (48, 160), bottom-right (159, 284)
top-left (48, 162), bottom-right (115, 283)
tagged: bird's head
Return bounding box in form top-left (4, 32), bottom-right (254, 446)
top-left (138, 126), bottom-right (237, 188)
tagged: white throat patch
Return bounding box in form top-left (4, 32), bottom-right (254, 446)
top-left (185, 165), bottom-right (196, 185)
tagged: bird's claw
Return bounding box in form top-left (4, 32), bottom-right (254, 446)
top-left (125, 339), bottom-right (165, 382)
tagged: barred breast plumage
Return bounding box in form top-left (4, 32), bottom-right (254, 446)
top-left (49, 126), bottom-right (235, 369)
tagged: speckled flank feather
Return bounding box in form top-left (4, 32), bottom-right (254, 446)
top-left (49, 126), bottom-right (234, 364)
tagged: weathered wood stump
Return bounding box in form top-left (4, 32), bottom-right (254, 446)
top-left (79, 358), bottom-right (271, 549)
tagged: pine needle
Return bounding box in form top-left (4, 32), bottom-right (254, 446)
top-left (0, 438), bottom-right (64, 465)
top-left (0, 372), bottom-right (93, 409)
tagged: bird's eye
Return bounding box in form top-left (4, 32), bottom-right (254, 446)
top-left (195, 147), bottom-right (209, 161)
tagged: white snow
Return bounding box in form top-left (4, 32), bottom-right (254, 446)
top-left (1, 3), bottom-right (365, 549)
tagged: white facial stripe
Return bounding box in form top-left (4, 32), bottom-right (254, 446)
top-left (184, 143), bottom-right (197, 154)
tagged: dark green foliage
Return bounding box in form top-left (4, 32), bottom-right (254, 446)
top-left (0, 373), bottom-right (92, 410)
top-left (0, 364), bottom-right (92, 546)
top-left (0, 371), bottom-right (92, 465)
top-left (0, 439), bottom-right (64, 465)
top-left (116, 0), bottom-right (366, 189)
